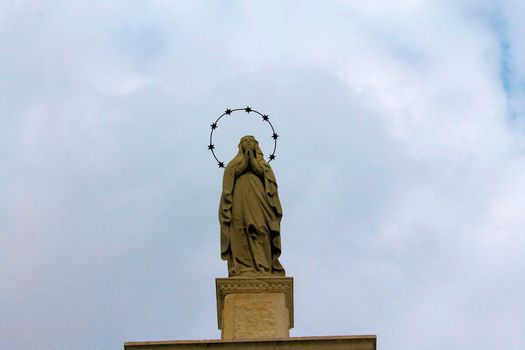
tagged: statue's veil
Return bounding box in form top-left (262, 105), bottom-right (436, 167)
top-left (226, 135), bottom-right (267, 171)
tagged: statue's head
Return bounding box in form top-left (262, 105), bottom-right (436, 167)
top-left (233, 135), bottom-right (266, 164)
top-left (240, 135), bottom-right (257, 152)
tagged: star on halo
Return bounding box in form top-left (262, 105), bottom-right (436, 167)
top-left (269, 154), bottom-right (276, 161)
top-left (272, 132), bottom-right (279, 140)
top-left (225, 109), bottom-right (232, 115)
top-left (262, 115), bottom-right (269, 121)
top-left (245, 106), bottom-right (252, 113)
top-left (218, 161), bottom-right (225, 168)
top-left (208, 144), bottom-right (215, 150)
top-left (210, 122), bottom-right (217, 130)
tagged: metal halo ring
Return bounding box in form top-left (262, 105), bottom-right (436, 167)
top-left (208, 106), bottom-right (279, 168)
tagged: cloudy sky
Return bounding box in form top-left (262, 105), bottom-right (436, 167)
top-left (1, 1), bottom-right (525, 349)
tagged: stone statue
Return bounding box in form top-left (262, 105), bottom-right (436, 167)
top-left (219, 135), bottom-right (285, 277)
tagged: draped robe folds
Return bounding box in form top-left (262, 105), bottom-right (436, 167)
top-left (219, 139), bottom-right (285, 277)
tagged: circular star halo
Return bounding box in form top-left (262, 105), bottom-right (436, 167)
top-left (208, 106), bottom-right (279, 168)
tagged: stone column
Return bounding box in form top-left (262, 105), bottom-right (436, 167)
top-left (216, 277), bottom-right (294, 340)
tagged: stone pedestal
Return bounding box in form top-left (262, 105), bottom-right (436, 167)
top-left (215, 277), bottom-right (293, 340)
top-left (124, 276), bottom-right (378, 350)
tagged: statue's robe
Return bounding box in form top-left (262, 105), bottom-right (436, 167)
top-left (219, 143), bottom-right (284, 277)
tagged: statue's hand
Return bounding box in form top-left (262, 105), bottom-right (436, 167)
top-left (246, 149), bottom-right (254, 165)
top-left (235, 150), bottom-right (250, 176)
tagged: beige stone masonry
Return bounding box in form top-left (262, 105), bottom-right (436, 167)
top-left (124, 335), bottom-right (377, 350)
top-left (216, 277), bottom-right (293, 340)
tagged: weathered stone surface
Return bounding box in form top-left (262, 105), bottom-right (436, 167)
top-left (222, 292), bottom-right (288, 339)
top-left (124, 335), bottom-right (377, 350)
top-left (219, 135), bottom-right (284, 277)
top-left (216, 277), bottom-right (293, 340)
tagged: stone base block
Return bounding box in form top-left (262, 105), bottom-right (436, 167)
top-left (216, 277), bottom-right (293, 340)
top-left (222, 292), bottom-right (288, 339)
top-left (124, 335), bottom-right (377, 350)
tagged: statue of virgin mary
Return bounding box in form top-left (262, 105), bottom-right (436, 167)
top-left (219, 135), bottom-right (285, 277)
